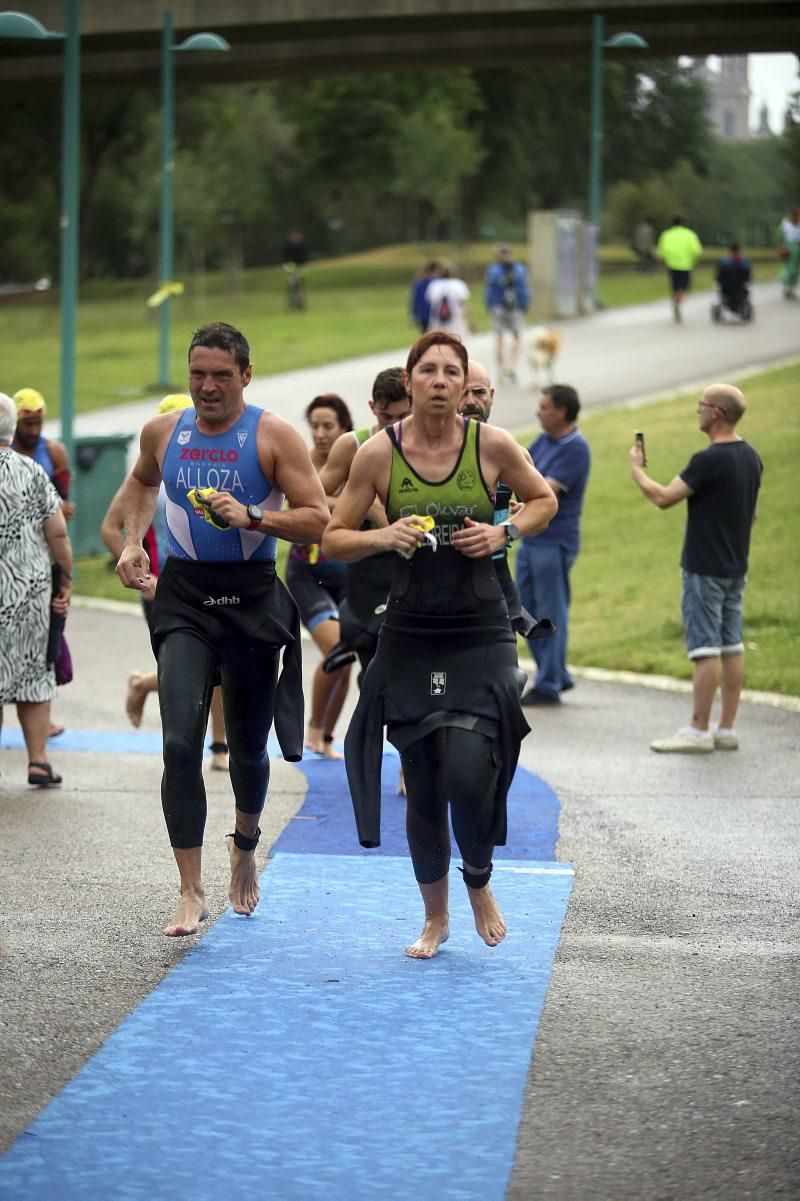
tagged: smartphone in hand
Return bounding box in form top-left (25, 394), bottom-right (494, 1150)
top-left (635, 430), bottom-right (647, 467)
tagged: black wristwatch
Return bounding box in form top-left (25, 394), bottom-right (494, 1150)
top-left (502, 520), bottom-right (521, 545)
top-left (246, 504), bottom-right (263, 531)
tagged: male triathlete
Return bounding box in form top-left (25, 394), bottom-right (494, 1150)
top-left (117, 322), bottom-right (327, 937)
top-left (318, 367), bottom-right (411, 681)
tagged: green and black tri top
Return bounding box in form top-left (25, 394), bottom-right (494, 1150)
top-left (385, 416), bottom-right (501, 616)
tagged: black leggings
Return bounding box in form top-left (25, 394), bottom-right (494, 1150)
top-left (157, 630), bottom-right (279, 848)
top-left (400, 727), bottom-right (500, 886)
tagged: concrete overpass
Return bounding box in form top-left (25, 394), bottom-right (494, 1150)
top-left (0, 1), bottom-right (797, 94)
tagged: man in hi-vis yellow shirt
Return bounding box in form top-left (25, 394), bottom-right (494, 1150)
top-left (657, 215), bottom-right (703, 324)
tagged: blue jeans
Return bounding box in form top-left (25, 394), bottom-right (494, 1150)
top-left (515, 541), bottom-right (577, 697)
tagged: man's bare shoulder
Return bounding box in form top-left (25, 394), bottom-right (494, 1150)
top-left (139, 411), bottom-right (183, 458)
top-left (45, 438), bottom-right (68, 467)
top-left (257, 409), bottom-right (305, 442)
top-left (353, 428), bottom-right (391, 468)
top-left (327, 431), bottom-right (359, 467)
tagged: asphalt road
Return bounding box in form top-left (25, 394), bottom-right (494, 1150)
top-left (0, 606), bottom-right (798, 1198)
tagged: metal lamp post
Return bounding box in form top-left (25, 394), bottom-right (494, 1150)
top-left (588, 16), bottom-right (648, 242)
top-left (0, 3), bottom-right (80, 462)
top-left (153, 11), bottom-right (229, 390)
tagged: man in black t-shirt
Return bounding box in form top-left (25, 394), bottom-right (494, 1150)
top-left (629, 383), bottom-right (762, 754)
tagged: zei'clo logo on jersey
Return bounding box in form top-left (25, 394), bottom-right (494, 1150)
top-left (177, 429), bottom-right (191, 445)
top-left (457, 469), bottom-right (475, 491)
top-left (399, 476), bottom-right (418, 493)
top-left (237, 430), bottom-right (248, 447)
top-left (431, 671), bottom-right (446, 695)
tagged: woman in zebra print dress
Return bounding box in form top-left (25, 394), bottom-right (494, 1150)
top-left (0, 393), bottom-right (72, 786)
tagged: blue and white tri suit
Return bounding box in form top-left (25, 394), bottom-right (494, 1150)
top-left (161, 403), bottom-right (283, 562)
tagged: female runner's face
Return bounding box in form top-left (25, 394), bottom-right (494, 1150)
top-left (308, 406), bottom-right (345, 456)
top-left (408, 344), bottom-right (465, 414)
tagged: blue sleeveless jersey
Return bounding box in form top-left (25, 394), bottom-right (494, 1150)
top-left (32, 436), bottom-right (55, 481)
top-left (161, 404), bottom-right (282, 562)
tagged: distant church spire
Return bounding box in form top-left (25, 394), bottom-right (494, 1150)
top-left (702, 55), bottom-right (751, 141)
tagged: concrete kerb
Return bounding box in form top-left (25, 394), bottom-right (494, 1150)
top-left (72, 596), bottom-right (799, 714)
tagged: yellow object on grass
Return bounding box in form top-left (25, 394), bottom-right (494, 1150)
top-left (146, 281), bottom-right (185, 309)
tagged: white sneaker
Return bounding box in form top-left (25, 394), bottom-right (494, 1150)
top-left (713, 728), bottom-right (739, 750)
top-left (650, 727), bottom-right (714, 754)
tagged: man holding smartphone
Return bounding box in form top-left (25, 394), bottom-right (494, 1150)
top-left (629, 383), bottom-right (762, 753)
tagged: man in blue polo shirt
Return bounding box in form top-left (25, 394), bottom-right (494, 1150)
top-left (516, 384), bottom-right (591, 704)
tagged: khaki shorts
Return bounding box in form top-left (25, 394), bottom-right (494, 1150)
top-left (491, 306), bottom-right (523, 335)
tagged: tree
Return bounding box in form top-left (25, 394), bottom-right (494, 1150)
top-left (388, 98), bottom-right (484, 234)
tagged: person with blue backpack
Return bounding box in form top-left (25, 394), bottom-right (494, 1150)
top-left (484, 245), bottom-right (531, 385)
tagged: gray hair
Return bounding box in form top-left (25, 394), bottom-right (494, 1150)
top-left (0, 392), bottom-right (16, 444)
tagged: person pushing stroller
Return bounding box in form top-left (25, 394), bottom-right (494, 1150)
top-left (712, 242), bottom-right (753, 323)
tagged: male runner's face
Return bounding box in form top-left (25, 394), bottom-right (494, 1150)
top-left (459, 368), bottom-right (494, 422)
top-left (188, 346), bottom-right (252, 428)
top-left (14, 413), bottom-right (43, 451)
top-left (371, 396), bottom-right (412, 429)
top-left (407, 345), bottom-right (465, 414)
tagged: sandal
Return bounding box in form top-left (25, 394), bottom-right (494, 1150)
top-left (28, 762), bottom-right (63, 788)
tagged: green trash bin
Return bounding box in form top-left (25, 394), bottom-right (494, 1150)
top-left (71, 433), bottom-right (134, 558)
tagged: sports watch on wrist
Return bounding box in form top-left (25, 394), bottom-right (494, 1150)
top-left (501, 520), bottom-right (521, 546)
top-left (246, 504), bottom-right (263, 531)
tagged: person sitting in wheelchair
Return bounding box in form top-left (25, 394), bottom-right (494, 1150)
top-left (714, 242), bottom-right (752, 320)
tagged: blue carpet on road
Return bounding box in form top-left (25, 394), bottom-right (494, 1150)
top-left (0, 754), bottom-right (572, 1201)
top-left (279, 754), bottom-right (560, 860)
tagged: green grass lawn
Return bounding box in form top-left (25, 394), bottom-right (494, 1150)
top-left (2, 242), bottom-right (782, 418)
top-left (75, 362), bottom-right (800, 696)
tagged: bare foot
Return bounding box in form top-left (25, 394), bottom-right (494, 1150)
top-left (226, 835), bottom-right (261, 916)
top-left (304, 729), bottom-right (343, 760)
top-left (466, 885), bottom-right (506, 947)
top-left (126, 673), bottom-right (149, 728)
top-left (405, 916), bottom-right (450, 959)
top-left (163, 889), bottom-right (209, 937)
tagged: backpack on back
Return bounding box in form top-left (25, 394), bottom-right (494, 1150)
top-left (501, 265), bottom-right (518, 311)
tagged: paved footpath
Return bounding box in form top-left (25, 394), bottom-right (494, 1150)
top-left (0, 602), bottom-right (798, 1199)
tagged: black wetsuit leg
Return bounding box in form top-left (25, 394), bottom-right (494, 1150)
top-left (443, 727), bottom-right (499, 873)
top-left (401, 727), bottom-right (500, 884)
top-left (219, 646), bottom-right (280, 816)
top-left (401, 731), bottom-right (451, 885)
top-left (157, 630), bottom-right (217, 848)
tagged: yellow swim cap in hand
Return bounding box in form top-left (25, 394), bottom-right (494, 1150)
top-left (398, 514), bottom-right (437, 558)
top-left (187, 487), bottom-right (230, 531)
